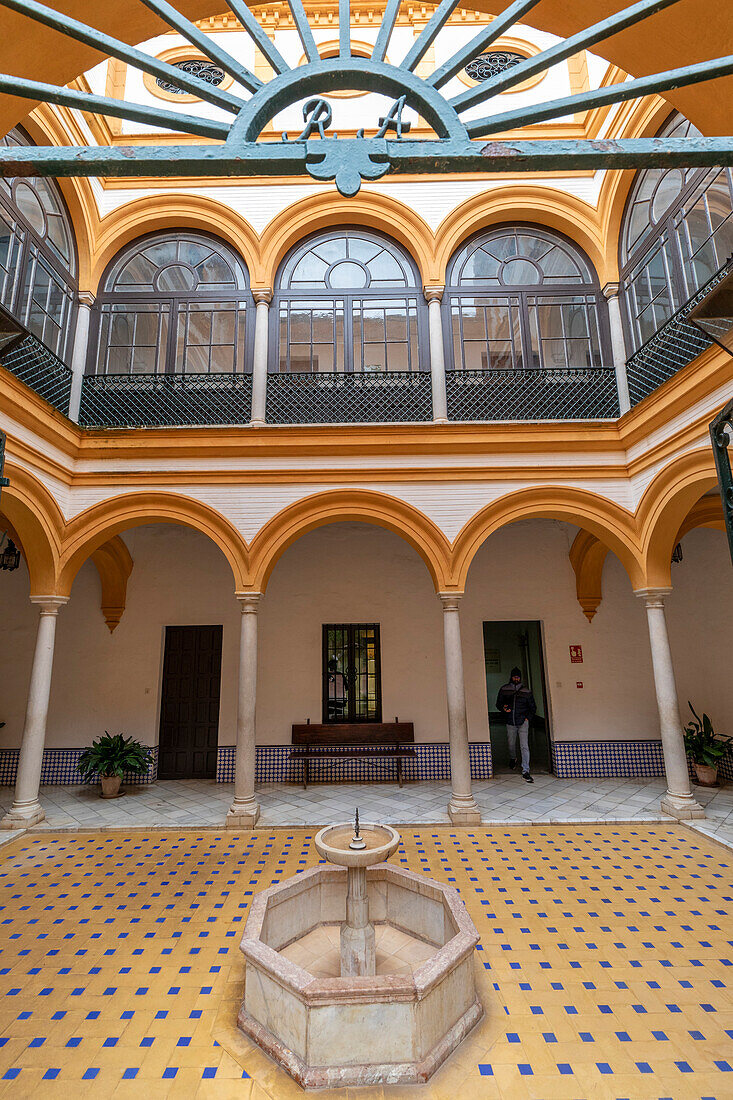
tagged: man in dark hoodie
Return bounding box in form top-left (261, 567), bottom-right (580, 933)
top-left (496, 666), bottom-right (537, 783)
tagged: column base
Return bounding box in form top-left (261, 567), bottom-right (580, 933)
top-left (433, 417), bottom-right (450, 425)
top-left (1, 803), bottom-right (45, 829)
top-left (249, 418), bottom-right (266, 427)
top-left (448, 798), bottom-right (482, 825)
top-left (226, 801), bottom-right (261, 829)
top-left (661, 792), bottom-right (706, 820)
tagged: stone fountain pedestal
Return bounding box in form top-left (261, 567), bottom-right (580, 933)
top-left (237, 821), bottom-right (483, 1088)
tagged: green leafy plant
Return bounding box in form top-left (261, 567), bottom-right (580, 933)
top-left (77, 733), bottom-right (152, 781)
top-left (683, 703), bottom-right (732, 767)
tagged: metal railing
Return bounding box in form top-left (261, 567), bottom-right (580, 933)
top-left (626, 259), bottom-right (733, 407)
top-left (266, 370), bottom-right (433, 424)
top-left (446, 366), bottom-right (619, 421)
top-left (0, 328), bottom-right (72, 416)
top-left (79, 372), bottom-right (252, 428)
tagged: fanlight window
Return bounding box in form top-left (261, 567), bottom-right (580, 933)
top-left (273, 230), bottom-right (425, 374)
top-left (0, 128), bottom-right (77, 361)
top-left (445, 227), bottom-right (608, 372)
top-left (621, 112), bottom-right (733, 351)
top-left (92, 232), bottom-right (252, 375)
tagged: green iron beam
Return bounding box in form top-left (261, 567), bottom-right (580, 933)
top-left (0, 0), bottom-right (246, 112)
top-left (0, 137), bottom-right (731, 179)
top-left (0, 73), bottom-right (231, 140)
top-left (467, 54), bottom-right (733, 137)
top-left (371, 0), bottom-right (402, 64)
top-left (139, 0), bottom-right (262, 94)
top-left (400, 0), bottom-right (462, 73)
top-left (287, 0), bottom-right (320, 63)
top-left (224, 0), bottom-right (290, 75)
top-left (428, 0), bottom-right (545, 90)
top-left (451, 0), bottom-right (686, 113)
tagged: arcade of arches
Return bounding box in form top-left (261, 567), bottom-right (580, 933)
top-left (1, 1), bottom-right (733, 836)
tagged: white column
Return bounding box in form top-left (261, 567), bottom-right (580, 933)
top-left (68, 292), bottom-right (95, 423)
top-left (636, 588), bottom-right (704, 819)
top-left (438, 593), bottom-right (481, 824)
top-left (226, 593), bottom-right (262, 828)
top-left (424, 286), bottom-right (449, 424)
top-left (603, 282), bottom-right (631, 415)
top-left (1, 596), bottom-right (68, 829)
top-left (250, 289), bottom-right (272, 427)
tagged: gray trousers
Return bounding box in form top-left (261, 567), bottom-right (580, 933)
top-left (506, 720), bottom-right (530, 772)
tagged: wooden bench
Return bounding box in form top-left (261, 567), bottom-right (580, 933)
top-left (290, 723), bottom-right (416, 788)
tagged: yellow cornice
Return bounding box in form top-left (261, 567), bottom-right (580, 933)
top-left (1, 339), bottom-right (728, 489)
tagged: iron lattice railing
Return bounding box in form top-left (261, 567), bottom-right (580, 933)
top-left (626, 259), bottom-right (733, 406)
top-left (446, 367), bottom-right (619, 421)
top-left (79, 372), bottom-right (252, 428)
top-left (0, 332), bottom-right (72, 416)
top-left (266, 371), bottom-right (433, 424)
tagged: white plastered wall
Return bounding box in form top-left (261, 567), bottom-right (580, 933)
top-left (0, 520), bottom-right (731, 757)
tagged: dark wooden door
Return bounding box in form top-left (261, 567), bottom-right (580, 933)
top-left (158, 625), bottom-right (222, 780)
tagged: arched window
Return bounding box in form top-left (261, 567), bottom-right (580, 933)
top-left (0, 128), bottom-right (77, 361)
top-left (445, 226), bottom-right (608, 371)
top-left (92, 231), bottom-right (252, 375)
top-left (272, 229), bottom-right (426, 373)
top-left (620, 112), bottom-right (733, 351)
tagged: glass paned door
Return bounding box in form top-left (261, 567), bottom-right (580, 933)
top-left (322, 623), bottom-right (382, 723)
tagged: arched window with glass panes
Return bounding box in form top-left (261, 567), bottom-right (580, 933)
top-left (0, 127), bottom-right (77, 362)
top-left (272, 229), bottom-right (427, 374)
top-left (620, 112), bottom-right (733, 352)
top-left (91, 231), bottom-right (252, 375)
top-left (444, 225), bottom-right (609, 372)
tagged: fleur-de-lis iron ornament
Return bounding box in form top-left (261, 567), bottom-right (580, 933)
top-left (0, 0), bottom-right (732, 194)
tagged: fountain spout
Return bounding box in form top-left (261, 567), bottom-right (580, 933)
top-left (315, 817), bottom-right (400, 977)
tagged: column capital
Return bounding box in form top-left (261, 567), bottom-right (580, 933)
top-left (423, 285), bottom-right (445, 304)
top-left (635, 586), bottom-right (672, 609)
top-left (602, 281), bottom-right (620, 300)
top-left (438, 591), bottom-right (463, 611)
top-left (77, 291), bottom-right (96, 308)
top-left (30, 595), bottom-right (69, 614)
top-left (236, 592), bottom-right (263, 612)
top-left (252, 287), bottom-right (273, 305)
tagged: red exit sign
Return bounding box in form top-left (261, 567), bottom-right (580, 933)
top-left (569, 645), bottom-right (583, 664)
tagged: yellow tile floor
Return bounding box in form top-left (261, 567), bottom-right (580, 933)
top-left (0, 825), bottom-right (730, 1098)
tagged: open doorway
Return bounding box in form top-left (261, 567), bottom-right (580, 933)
top-left (483, 620), bottom-right (552, 773)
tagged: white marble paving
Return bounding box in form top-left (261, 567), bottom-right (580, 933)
top-left (0, 773), bottom-right (732, 849)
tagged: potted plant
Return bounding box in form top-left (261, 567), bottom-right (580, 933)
top-left (77, 732), bottom-right (153, 798)
top-left (683, 703), bottom-right (732, 787)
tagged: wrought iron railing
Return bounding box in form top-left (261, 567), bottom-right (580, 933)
top-left (79, 372), bottom-right (253, 428)
top-left (626, 259), bottom-right (733, 407)
top-left (266, 370), bottom-right (433, 424)
top-left (446, 366), bottom-right (619, 421)
top-left (0, 329), bottom-right (72, 416)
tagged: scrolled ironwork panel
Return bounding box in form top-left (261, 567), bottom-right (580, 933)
top-left (445, 367), bottom-right (619, 421)
top-left (266, 370), bottom-right (433, 424)
top-left (79, 372), bottom-right (252, 428)
top-left (0, 332), bottom-right (72, 414)
top-left (626, 258), bottom-right (733, 406)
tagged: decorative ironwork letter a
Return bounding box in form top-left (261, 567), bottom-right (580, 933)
top-left (376, 96), bottom-right (411, 139)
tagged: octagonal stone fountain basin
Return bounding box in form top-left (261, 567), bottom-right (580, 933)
top-left (237, 862), bottom-right (483, 1089)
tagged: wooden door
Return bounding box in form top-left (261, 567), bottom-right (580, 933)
top-left (158, 625), bottom-right (222, 779)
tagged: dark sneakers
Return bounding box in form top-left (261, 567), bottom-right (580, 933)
top-left (508, 758), bottom-right (516, 770)
top-left (523, 772), bottom-right (534, 783)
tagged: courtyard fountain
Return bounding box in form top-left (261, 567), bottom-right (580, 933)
top-left (237, 811), bottom-right (483, 1088)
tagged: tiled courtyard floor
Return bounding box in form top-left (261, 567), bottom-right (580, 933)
top-left (0, 825), bottom-right (730, 1098)
top-left (2, 774), bottom-right (732, 848)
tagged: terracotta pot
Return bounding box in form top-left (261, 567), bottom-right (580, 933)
top-left (100, 775), bottom-right (122, 799)
top-left (693, 763), bottom-right (718, 787)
